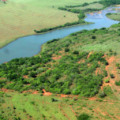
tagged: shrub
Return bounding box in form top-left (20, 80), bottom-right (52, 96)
top-left (65, 48), bottom-right (70, 52)
top-left (105, 79), bottom-right (109, 83)
top-left (51, 98), bottom-right (58, 102)
top-left (73, 51), bottom-right (79, 55)
top-left (110, 74), bottom-right (115, 78)
top-left (29, 71), bottom-right (37, 78)
top-left (115, 81), bottom-right (120, 86)
top-left (98, 91), bottom-right (106, 98)
top-left (116, 63), bottom-right (120, 69)
top-left (91, 36), bottom-right (96, 39)
top-left (103, 86), bottom-right (113, 95)
top-left (14, 117), bottom-right (21, 120)
top-left (103, 70), bottom-right (108, 77)
top-left (30, 101), bottom-right (35, 105)
top-left (77, 113), bottom-right (90, 120)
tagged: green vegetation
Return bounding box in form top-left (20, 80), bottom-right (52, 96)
top-left (34, 20), bottom-right (86, 33)
top-left (0, 0), bottom-right (100, 48)
top-left (1, 1), bottom-right (120, 120)
top-left (77, 113), bottom-right (90, 120)
top-left (116, 63), bottom-right (120, 69)
top-left (110, 74), bottom-right (115, 78)
top-left (35, 3), bottom-right (88, 33)
top-left (105, 79), bottom-right (110, 83)
top-left (1, 23), bottom-right (120, 97)
top-left (36, 1), bottom-right (105, 34)
top-left (107, 13), bottom-right (120, 21)
top-left (115, 81), bottom-right (120, 86)
top-left (101, 0), bottom-right (120, 6)
top-left (5, 25), bottom-right (120, 97)
top-left (0, 89), bottom-right (119, 120)
top-left (1, 22), bottom-right (120, 120)
top-left (0, 51), bottom-right (106, 97)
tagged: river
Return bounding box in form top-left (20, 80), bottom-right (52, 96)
top-left (0, 7), bottom-right (119, 64)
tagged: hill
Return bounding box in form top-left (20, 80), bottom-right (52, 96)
top-left (0, 23), bottom-right (120, 120)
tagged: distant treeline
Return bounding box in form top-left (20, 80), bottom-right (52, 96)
top-left (58, 7), bottom-right (101, 13)
top-left (34, 20), bottom-right (85, 33)
top-left (34, 3), bottom-right (87, 33)
top-left (65, 1), bottom-right (98, 8)
top-left (100, 0), bottom-right (120, 6)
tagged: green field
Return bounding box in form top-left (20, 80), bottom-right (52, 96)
top-left (0, 89), bottom-right (120, 120)
top-left (0, 0), bottom-right (100, 48)
top-left (107, 13), bottom-right (120, 21)
top-left (74, 3), bottom-right (103, 10)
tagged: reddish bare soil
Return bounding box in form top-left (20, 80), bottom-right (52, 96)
top-left (101, 55), bottom-right (120, 99)
top-left (101, 56), bottom-right (116, 90)
top-left (87, 51), bottom-right (93, 59)
top-left (32, 91), bottom-right (39, 94)
top-left (95, 67), bottom-right (102, 75)
top-left (89, 97), bottom-right (97, 101)
top-left (59, 50), bottom-right (64, 54)
top-left (42, 89), bottom-right (52, 96)
top-left (22, 89), bottom-right (34, 93)
top-left (77, 59), bottom-right (85, 64)
top-left (61, 94), bottom-right (68, 98)
top-left (0, 88), bottom-right (14, 93)
top-left (1, 88), bottom-right (8, 92)
top-left (23, 75), bottom-right (29, 79)
top-left (22, 89), bottom-right (39, 94)
top-left (52, 56), bottom-right (61, 60)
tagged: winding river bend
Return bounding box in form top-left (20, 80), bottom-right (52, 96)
top-left (0, 7), bottom-right (120, 64)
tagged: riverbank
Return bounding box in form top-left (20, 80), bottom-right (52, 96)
top-left (0, 0), bottom-right (100, 48)
top-left (0, 5), bottom-right (119, 64)
top-left (107, 13), bottom-right (120, 21)
top-left (0, 21), bottom-right (93, 49)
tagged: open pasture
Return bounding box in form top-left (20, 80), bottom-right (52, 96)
top-left (0, 0), bottom-right (100, 48)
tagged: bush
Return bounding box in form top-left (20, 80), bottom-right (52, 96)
top-left (103, 86), bottom-right (113, 95)
top-left (51, 98), bottom-right (58, 102)
top-left (73, 51), bottom-right (79, 55)
top-left (110, 74), bottom-right (115, 78)
top-left (115, 81), bottom-right (120, 86)
top-left (77, 113), bottom-right (90, 120)
top-left (105, 79), bottom-right (109, 83)
top-left (116, 63), bottom-right (120, 69)
top-left (98, 91), bottom-right (106, 98)
top-left (91, 36), bottom-right (96, 39)
top-left (65, 48), bottom-right (70, 52)
top-left (29, 71), bottom-right (37, 78)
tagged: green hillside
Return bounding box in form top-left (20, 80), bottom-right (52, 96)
top-left (0, 23), bottom-right (120, 120)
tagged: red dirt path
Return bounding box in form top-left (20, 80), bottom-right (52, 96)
top-left (52, 56), bottom-right (61, 60)
top-left (42, 89), bottom-right (52, 96)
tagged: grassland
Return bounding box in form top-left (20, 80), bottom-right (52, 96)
top-left (1, 23), bottom-right (120, 120)
top-left (107, 13), bottom-right (120, 21)
top-left (0, 89), bottom-right (120, 120)
top-left (0, 0), bottom-right (100, 48)
top-left (75, 3), bottom-right (103, 10)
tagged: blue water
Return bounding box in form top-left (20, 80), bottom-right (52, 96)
top-left (0, 7), bottom-right (119, 64)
